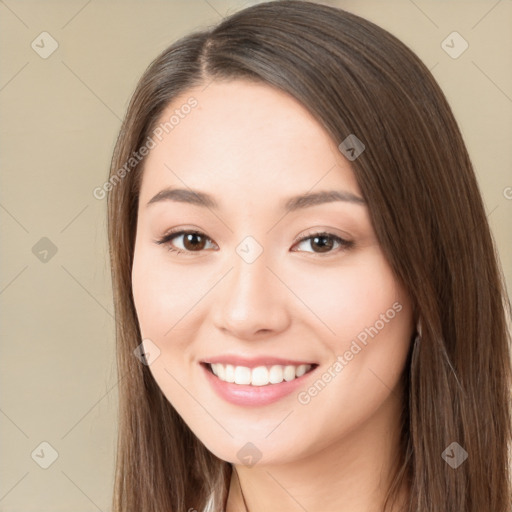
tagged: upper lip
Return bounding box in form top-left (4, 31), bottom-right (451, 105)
top-left (201, 355), bottom-right (317, 368)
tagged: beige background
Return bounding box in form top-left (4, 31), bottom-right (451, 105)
top-left (0, 0), bottom-right (511, 510)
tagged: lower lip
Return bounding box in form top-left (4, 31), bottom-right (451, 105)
top-left (201, 363), bottom-right (317, 407)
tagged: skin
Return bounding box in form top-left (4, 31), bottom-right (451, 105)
top-left (131, 79), bottom-right (414, 512)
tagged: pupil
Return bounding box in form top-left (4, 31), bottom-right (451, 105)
top-left (312, 235), bottom-right (333, 253)
top-left (184, 233), bottom-right (205, 251)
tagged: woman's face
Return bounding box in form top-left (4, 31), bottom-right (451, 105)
top-left (131, 79), bottom-right (414, 466)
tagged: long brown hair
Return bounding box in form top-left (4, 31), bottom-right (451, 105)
top-left (107, 1), bottom-right (512, 510)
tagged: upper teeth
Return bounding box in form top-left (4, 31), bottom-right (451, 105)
top-left (210, 363), bottom-right (313, 386)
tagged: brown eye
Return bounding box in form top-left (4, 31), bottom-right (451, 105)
top-left (309, 234), bottom-right (335, 253)
top-left (292, 232), bottom-right (353, 255)
top-left (182, 232), bottom-right (207, 251)
top-left (155, 230), bottom-right (216, 255)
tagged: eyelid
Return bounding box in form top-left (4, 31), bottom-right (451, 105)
top-left (291, 226), bottom-right (352, 244)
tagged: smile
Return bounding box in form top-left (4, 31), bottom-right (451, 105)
top-left (200, 360), bottom-right (319, 406)
top-left (207, 362), bottom-right (316, 386)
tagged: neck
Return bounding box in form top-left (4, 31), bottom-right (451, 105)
top-left (226, 386), bottom-right (409, 512)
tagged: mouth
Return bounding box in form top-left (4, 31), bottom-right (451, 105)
top-left (200, 361), bottom-right (319, 387)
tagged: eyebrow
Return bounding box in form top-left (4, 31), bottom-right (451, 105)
top-left (146, 187), bottom-right (366, 211)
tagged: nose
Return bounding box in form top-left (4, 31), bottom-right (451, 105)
top-left (211, 251), bottom-right (291, 340)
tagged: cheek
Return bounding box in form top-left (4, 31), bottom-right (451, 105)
top-left (132, 247), bottom-right (166, 336)
top-left (131, 246), bottom-right (199, 338)
top-left (289, 257), bottom-right (412, 439)
top-left (290, 255), bottom-right (405, 344)
top-left (131, 247), bottom-right (202, 403)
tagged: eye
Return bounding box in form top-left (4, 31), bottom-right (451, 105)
top-left (155, 229), bottom-right (353, 256)
top-left (155, 229), bottom-right (217, 256)
top-left (291, 231), bottom-right (353, 254)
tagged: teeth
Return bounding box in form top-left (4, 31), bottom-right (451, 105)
top-left (269, 365), bottom-right (283, 384)
top-left (251, 366), bottom-right (268, 386)
top-left (234, 366), bottom-right (251, 385)
top-left (209, 363), bottom-right (313, 386)
top-left (296, 364), bottom-right (307, 377)
top-left (283, 365), bottom-right (296, 381)
top-left (224, 364), bottom-right (235, 383)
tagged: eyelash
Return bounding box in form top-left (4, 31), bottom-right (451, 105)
top-left (155, 229), bottom-right (354, 256)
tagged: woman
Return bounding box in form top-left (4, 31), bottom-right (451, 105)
top-left (106, 1), bottom-right (512, 511)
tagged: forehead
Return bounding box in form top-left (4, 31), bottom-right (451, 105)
top-left (138, 79), bottom-right (361, 204)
